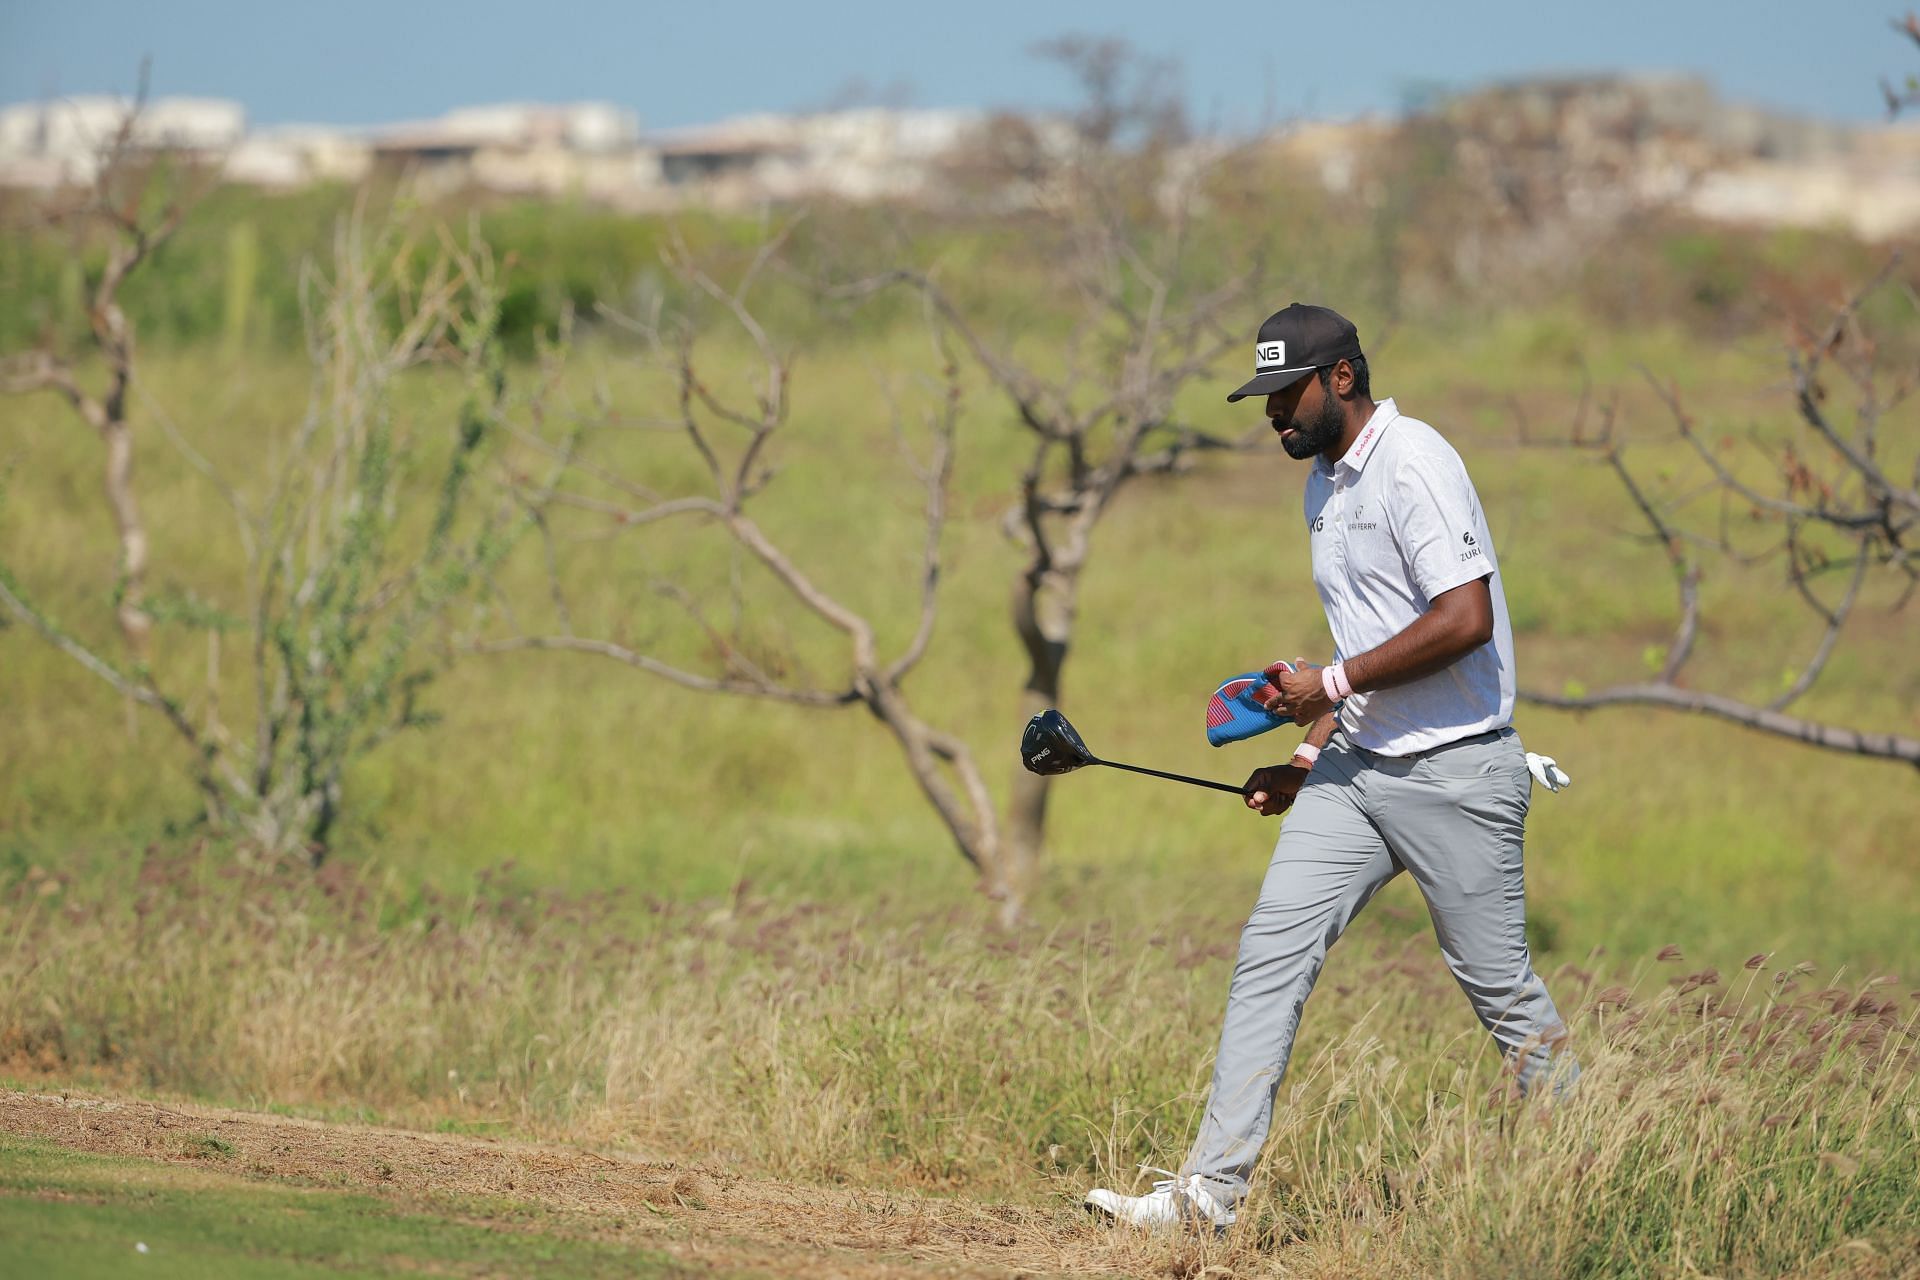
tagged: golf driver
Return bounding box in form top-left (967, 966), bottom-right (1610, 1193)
top-left (1020, 709), bottom-right (1246, 796)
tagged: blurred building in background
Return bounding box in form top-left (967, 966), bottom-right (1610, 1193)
top-left (366, 101), bottom-right (648, 199)
top-left (0, 94), bottom-right (246, 185)
top-left (3, 78), bottom-right (1919, 239)
top-left (648, 107), bottom-right (985, 207)
top-left (223, 125), bottom-right (372, 188)
top-left (1265, 74), bottom-right (1920, 246)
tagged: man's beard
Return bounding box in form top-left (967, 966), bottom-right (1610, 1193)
top-left (1279, 390), bottom-right (1344, 460)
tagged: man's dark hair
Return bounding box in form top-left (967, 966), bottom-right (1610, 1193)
top-left (1317, 355), bottom-right (1370, 400)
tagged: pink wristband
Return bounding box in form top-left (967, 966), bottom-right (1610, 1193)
top-left (1292, 742), bottom-right (1321, 767)
top-left (1331, 662), bottom-right (1354, 700)
top-left (1320, 665), bottom-right (1343, 704)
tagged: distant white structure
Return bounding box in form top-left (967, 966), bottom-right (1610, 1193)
top-left (224, 125), bottom-right (371, 188)
top-left (799, 108), bottom-right (982, 199)
top-left (1262, 77), bottom-right (1920, 244)
top-left (138, 97), bottom-right (247, 151)
top-left (647, 108), bottom-right (986, 207)
top-left (5, 82), bottom-right (1918, 239)
top-left (0, 95), bottom-right (246, 187)
top-left (434, 101), bottom-right (639, 152)
top-left (1686, 157), bottom-right (1920, 242)
top-left (367, 101), bottom-right (652, 198)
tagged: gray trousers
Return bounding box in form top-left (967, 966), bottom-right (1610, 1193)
top-left (1185, 727), bottom-right (1579, 1203)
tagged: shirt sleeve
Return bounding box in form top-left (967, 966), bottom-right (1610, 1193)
top-left (1389, 446), bottom-right (1493, 603)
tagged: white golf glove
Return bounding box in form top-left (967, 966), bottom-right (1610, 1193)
top-left (1525, 751), bottom-right (1570, 793)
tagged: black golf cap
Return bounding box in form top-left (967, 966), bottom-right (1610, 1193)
top-left (1225, 304), bottom-right (1364, 403)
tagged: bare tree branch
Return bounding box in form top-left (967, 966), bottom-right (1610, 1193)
top-left (6, 165), bottom-right (536, 858)
top-left (0, 571), bottom-right (233, 810)
top-left (0, 92), bottom-right (193, 664)
top-left (1525, 683), bottom-right (1920, 767)
top-left (1770, 523), bottom-right (1870, 711)
top-left (830, 121), bottom-right (1275, 895)
top-left (468, 633), bottom-right (856, 706)
top-left (1522, 273), bottom-right (1920, 771)
top-left (471, 234), bottom-right (1015, 907)
top-left (1884, 14), bottom-right (1920, 115)
top-left (1609, 445), bottom-right (1701, 684)
top-left (884, 331), bottom-right (962, 685)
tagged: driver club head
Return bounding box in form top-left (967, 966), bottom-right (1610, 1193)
top-left (1021, 709), bottom-right (1096, 776)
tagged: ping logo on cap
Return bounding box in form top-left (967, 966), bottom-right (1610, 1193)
top-left (1255, 341), bottom-right (1286, 368)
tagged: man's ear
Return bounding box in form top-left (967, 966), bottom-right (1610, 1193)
top-left (1330, 359), bottom-right (1354, 399)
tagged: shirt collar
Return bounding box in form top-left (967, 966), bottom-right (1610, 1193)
top-left (1316, 398), bottom-right (1399, 479)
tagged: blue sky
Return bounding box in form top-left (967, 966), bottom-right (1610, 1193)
top-left (0, 0), bottom-right (1904, 131)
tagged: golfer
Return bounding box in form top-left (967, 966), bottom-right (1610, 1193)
top-left (1087, 303), bottom-right (1580, 1231)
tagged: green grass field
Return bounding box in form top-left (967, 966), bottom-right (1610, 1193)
top-left (3, 315), bottom-right (1914, 964)
top-left (2, 192), bottom-right (1917, 1276)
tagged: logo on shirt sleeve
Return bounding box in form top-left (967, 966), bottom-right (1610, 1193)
top-left (1460, 530), bottom-right (1483, 561)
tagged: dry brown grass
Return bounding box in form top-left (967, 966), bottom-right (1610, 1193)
top-left (3, 847), bottom-right (1917, 1277)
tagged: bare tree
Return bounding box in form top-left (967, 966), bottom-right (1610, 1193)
top-left (2, 148), bottom-right (535, 856)
top-left (0, 88), bottom-right (188, 670)
top-left (478, 42), bottom-right (1270, 918)
top-left (1029, 34), bottom-right (1188, 153)
top-left (1522, 272), bottom-right (1920, 769)
top-left (845, 117), bottom-right (1267, 901)
top-left (1881, 13), bottom-right (1920, 116)
top-left (468, 230), bottom-right (1022, 910)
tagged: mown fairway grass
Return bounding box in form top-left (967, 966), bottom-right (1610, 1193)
top-left (0, 1135), bottom-right (702, 1279)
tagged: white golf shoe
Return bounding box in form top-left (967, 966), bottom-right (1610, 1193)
top-left (1084, 1166), bottom-right (1235, 1233)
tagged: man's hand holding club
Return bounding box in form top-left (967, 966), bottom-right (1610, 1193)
top-left (1239, 658), bottom-right (1330, 817)
top-left (1242, 763), bottom-right (1310, 817)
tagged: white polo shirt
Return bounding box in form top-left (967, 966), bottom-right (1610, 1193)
top-left (1302, 398), bottom-right (1515, 756)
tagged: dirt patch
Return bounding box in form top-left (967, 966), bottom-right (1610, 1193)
top-left (0, 1089), bottom-right (1123, 1279)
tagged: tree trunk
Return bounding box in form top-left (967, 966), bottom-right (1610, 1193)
top-left (100, 418), bottom-right (152, 664)
top-left (1001, 686), bottom-right (1054, 914)
top-left (1003, 559), bottom-right (1073, 914)
top-left (859, 679), bottom-right (1019, 921)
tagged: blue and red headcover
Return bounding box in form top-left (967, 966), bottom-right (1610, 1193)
top-left (1206, 660), bottom-right (1294, 747)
